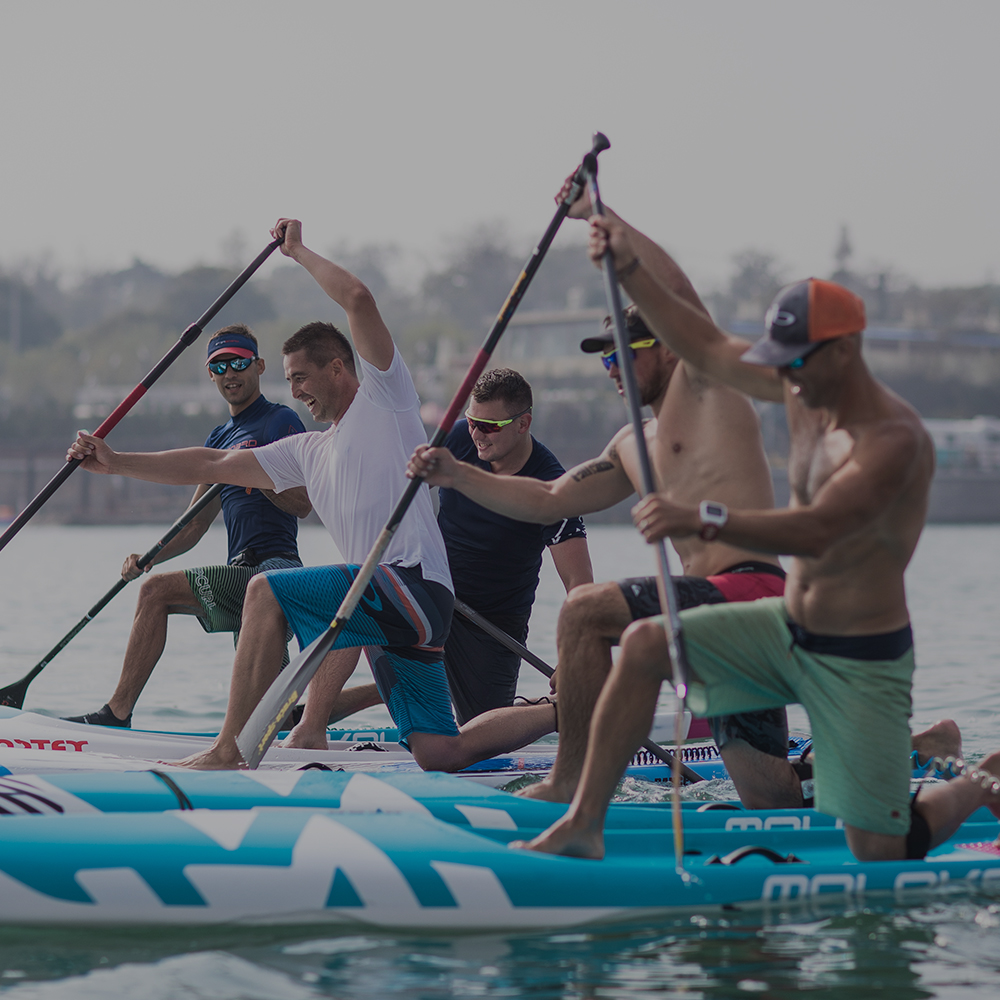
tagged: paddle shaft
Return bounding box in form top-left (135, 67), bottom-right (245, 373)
top-left (0, 483), bottom-right (225, 708)
top-left (0, 239), bottom-right (282, 556)
top-left (584, 174), bottom-right (689, 699)
top-left (453, 599), bottom-right (702, 783)
top-left (237, 137), bottom-right (611, 768)
top-left (584, 146), bottom-right (691, 864)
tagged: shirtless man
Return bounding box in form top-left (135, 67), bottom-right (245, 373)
top-left (66, 219), bottom-right (556, 771)
top-left (514, 213), bottom-right (1000, 861)
top-left (408, 183), bottom-right (802, 810)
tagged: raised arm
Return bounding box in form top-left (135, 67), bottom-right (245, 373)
top-left (588, 214), bottom-right (784, 403)
top-left (67, 434), bottom-right (276, 491)
top-left (407, 428), bottom-right (636, 523)
top-left (271, 218), bottom-right (395, 371)
top-left (558, 176), bottom-right (709, 319)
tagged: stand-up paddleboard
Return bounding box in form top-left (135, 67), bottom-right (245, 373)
top-left (0, 706), bottom-right (405, 759)
top-left (0, 706), bottom-right (689, 760)
top-left (0, 795), bottom-right (993, 928)
top-left (0, 769), bottom-right (758, 830)
top-left (0, 708), bottom-right (904, 791)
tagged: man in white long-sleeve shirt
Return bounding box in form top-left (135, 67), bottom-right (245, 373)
top-left (66, 218), bottom-right (555, 770)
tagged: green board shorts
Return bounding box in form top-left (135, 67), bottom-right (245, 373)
top-left (183, 556), bottom-right (301, 667)
top-left (676, 596), bottom-right (915, 837)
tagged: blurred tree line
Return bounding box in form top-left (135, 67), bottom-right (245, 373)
top-left (4, 224), bottom-right (1000, 458)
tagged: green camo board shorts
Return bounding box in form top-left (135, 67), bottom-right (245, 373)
top-left (183, 556), bottom-right (300, 667)
top-left (677, 596), bottom-right (915, 836)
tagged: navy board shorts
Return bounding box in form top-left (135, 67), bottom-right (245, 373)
top-left (618, 567), bottom-right (789, 760)
top-left (263, 563), bottom-right (457, 746)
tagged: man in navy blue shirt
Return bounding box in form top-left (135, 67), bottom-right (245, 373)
top-left (65, 324), bottom-right (311, 728)
top-left (437, 368), bottom-right (592, 723)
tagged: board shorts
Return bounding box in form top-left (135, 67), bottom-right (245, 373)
top-left (444, 610), bottom-right (530, 726)
top-left (676, 596), bottom-right (915, 836)
top-left (263, 563), bottom-right (457, 746)
top-left (184, 555), bottom-right (301, 667)
top-left (618, 562), bottom-right (789, 758)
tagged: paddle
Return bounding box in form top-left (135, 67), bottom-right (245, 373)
top-left (453, 599), bottom-right (703, 784)
top-left (0, 238), bottom-right (283, 556)
top-left (583, 142), bottom-right (691, 867)
top-left (0, 483), bottom-right (225, 708)
top-left (236, 135), bottom-right (611, 769)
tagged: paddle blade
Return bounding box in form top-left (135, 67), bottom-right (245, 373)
top-left (0, 677), bottom-right (29, 710)
top-left (235, 625), bottom-right (340, 769)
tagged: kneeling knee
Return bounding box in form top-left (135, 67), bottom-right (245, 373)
top-left (620, 618), bottom-right (669, 667)
top-left (559, 583), bottom-right (625, 636)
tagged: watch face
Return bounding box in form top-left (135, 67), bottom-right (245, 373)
top-left (704, 503), bottom-right (725, 519)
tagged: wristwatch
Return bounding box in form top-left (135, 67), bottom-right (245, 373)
top-left (698, 500), bottom-right (728, 541)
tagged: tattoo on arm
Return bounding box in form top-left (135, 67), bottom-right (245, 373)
top-left (571, 460), bottom-right (615, 482)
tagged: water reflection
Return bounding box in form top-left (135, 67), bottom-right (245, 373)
top-left (0, 893), bottom-right (997, 999)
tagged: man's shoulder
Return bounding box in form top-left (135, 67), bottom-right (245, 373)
top-left (258, 398), bottom-right (307, 440)
top-left (522, 436), bottom-right (565, 481)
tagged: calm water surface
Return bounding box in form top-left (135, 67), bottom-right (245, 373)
top-left (0, 523), bottom-right (997, 998)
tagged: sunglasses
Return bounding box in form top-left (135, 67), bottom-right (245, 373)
top-left (465, 407), bottom-right (532, 434)
top-left (784, 340), bottom-right (832, 370)
top-left (600, 338), bottom-right (658, 370)
top-left (207, 356), bottom-right (256, 375)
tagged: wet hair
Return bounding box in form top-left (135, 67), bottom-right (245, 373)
top-left (603, 305), bottom-right (657, 342)
top-left (471, 367), bottom-right (532, 414)
top-left (212, 323), bottom-right (259, 349)
top-left (282, 322), bottom-right (356, 376)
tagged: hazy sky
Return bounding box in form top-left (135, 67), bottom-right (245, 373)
top-left (3, 1), bottom-right (998, 291)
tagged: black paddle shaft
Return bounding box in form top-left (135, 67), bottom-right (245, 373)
top-left (236, 136), bottom-right (612, 769)
top-left (583, 149), bottom-right (690, 699)
top-left (0, 239), bottom-right (283, 557)
top-left (452, 600), bottom-right (702, 783)
top-left (0, 483), bottom-right (225, 708)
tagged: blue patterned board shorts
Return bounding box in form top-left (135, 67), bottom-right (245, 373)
top-left (263, 563), bottom-right (457, 745)
top-left (184, 556), bottom-right (301, 667)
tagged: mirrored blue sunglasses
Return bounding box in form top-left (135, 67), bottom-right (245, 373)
top-left (208, 356), bottom-right (256, 375)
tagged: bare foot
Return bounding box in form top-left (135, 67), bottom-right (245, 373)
top-left (515, 776), bottom-right (574, 803)
top-left (975, 750), bottom-right (1000, 820)
top-left (170, 740), bottom-right (245, 770)
top-left (509, 817), bottom-right (604, 859)
top-left (912, 719), bottom-right (963, 765)
top-left (280, 722), bottom-right (329, 751)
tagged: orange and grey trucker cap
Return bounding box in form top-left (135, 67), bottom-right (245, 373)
top-left (741, 278), bottom-right (866, 367)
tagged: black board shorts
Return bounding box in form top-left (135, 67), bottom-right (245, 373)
top-left (443, 610), bottom-right (530, 726)
top-left (617, 572), bottom-right (789, 760)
